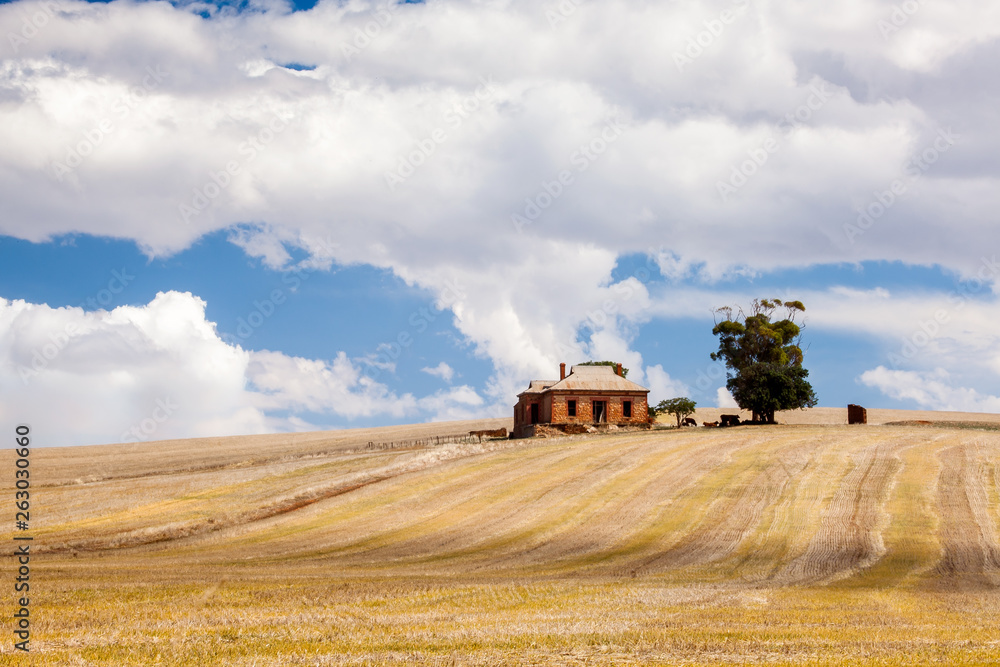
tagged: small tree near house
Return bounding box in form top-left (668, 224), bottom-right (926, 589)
top-left (655, 397), bottom-right (697, 428)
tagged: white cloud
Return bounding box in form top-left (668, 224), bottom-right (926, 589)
top-left (1, 0), bottom-right (999, 424)
top-left (0, 291), bottom-right (476, 446)
top-left (647, 281), bottom-right (1000, 380)
top-left (3, 2), bottom-right (996, 266)
top-left (417, 385), bottom-right (485, 422)
top-left (716, 387), bottom-right (739, 408)
top-left (645, 364), bottom-right (689, 404)
top-left (246, 349), bottom-right (417, 419)
top-left (859, 366), bottom-right (1000, 413)
top-left (421, 361), bottom-right (455, 383)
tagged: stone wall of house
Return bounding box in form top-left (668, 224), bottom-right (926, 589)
top-left (549, 395), bottom-right (572, 423)
top-left (613, 394), bottom-right (647, 425)
top-left (513, 395), bottom-right (553, 430)
top-left (515, 392), bottom-right (649, 438)
top-left (549, 393), bottom-right (648, 425)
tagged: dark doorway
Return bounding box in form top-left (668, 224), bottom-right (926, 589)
top-left (530, 403), bottom-right (539, 424)
top-left (593, 400), bottom-right (607, 423)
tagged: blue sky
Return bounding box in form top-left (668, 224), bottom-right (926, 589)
top-left (1, 0), bottom-right (998, 445)
top-left (0, 231), bottom-right (486, 393)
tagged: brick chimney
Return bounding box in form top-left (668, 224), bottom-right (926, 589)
top-left (616, 363), bottom-right (622, 377)
top-left (559, 363), bottom-right (566, 380)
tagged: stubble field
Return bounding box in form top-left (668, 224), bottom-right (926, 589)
top-left (3, 408), bottom-right (1000, 665)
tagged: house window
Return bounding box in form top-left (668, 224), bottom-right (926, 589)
top-left (623, 400), bottom-right (632, 418)
top-left (568, 400), bottom-right (577, 417)
top-left (530, 403), bottom-right (539, 424)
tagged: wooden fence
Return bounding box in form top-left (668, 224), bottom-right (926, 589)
top-left (364, 433), bottom-right (497, 450)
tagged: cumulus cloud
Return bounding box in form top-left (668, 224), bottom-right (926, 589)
top-left (246, 349), bottom-right (417, 418)
top-left (421, 361), bottom-right (455, 383)
top-left (859, 366), bottom-right (1000, 413)
top-left (0, 291), bottom-right (482, 445)
top-left (1, 0), bottom-right (998, 421)
top-left (716, 387), bottom-right (739, 409)
top-left (648, 280), bottom-right (1000, 379)
top-left (417, 385), bottom-right (485, 422)
top-left (645, 364), bottom-right (689, 404)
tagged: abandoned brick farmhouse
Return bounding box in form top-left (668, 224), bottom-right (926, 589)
top-left (512, 363), bottom-right (650, 438)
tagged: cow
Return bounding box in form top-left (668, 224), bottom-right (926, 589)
top-left (682, 417), bottom-right (698, 427)
top-left (703, 421), bottom-right (719, 428)
top-left (720, 414), bottom-right (741, 427)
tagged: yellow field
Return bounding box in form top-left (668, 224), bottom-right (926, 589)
top-left (4, 409), bottom-right (1000, 665)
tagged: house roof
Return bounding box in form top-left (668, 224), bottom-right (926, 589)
top-left (519, 380), bottom-right (558, 395)
top-left (519, 365), bottom-right (649, 397)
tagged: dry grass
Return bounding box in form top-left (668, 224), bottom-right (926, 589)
top-left (685, 405), bottom-right (1000, 426)
top-left (4, 412), bottom-right (1000, 664)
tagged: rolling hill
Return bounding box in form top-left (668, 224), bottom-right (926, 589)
top-left (6, 407), bottom-right (1000, 665)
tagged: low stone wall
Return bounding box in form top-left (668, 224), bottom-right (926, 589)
top-left (512, 422), bottom-right (652, 439)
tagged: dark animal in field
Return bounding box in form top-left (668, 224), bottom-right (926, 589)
top-left (720, 414), bottom-right (741, 427)
top-left (682, 417), bottom-right (698, 427)
top-left (469, 428), bottom-right (508, 442)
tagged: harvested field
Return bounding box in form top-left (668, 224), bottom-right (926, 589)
top-left (683, 405), bottom-right (1000, 426)
top-left (4, 412), bottom-right (1000, 664)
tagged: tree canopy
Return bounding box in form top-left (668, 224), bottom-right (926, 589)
top-left (710, 299), bottom-right (816, 423)
top-left (655, 397), bottom-right (697, 428)
top-left (727, 363), bottom-right (816, 425)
